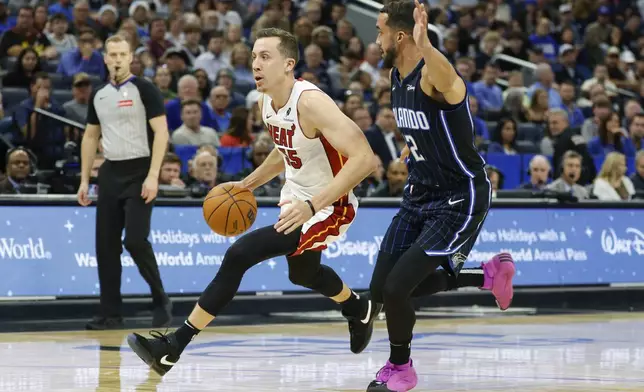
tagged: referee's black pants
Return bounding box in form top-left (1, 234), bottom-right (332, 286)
top-left (96, 157), bottom-right (168, 317)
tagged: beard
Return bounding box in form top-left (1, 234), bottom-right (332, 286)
top-left (382, 45), bottom-right (397, 69)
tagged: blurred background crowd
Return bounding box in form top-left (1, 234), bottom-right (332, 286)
top-left (0, 0), bottom-right (643, 201)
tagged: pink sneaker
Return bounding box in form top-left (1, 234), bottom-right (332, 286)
top-left (367, 360), bottom-right (418, 391)
top-left (481, 253), bottom-right (515, 310)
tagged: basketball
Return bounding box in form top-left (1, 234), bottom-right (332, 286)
top-left (203, 183), bottom-right (257, 236)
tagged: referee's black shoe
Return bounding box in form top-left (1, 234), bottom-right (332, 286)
top-left (343, 293), bottom-right (383, 354)
top-left (152, 300), bottom-right (173, 328)
top-left (85, 316), bottom-right (124, 330)
top-left (127, 331), bottom-right (180, 376)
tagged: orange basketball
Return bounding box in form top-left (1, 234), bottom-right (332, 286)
top-left (203, 183), bottom-right (257, 236)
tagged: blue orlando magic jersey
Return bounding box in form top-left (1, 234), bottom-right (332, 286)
top-left (391, 59), bottom-right (485, 190)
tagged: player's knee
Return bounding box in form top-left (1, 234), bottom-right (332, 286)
top-left (219, 241), bottom-right (250, 272)
top-left (369, 251), bottom-right (398, 303)
top-left (382, 275), bottom-right (411, 303)
top-left (288, 264), bottom-right (316, 288)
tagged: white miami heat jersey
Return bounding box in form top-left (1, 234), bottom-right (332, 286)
top-left (261, 80), bottom-right (358, 216)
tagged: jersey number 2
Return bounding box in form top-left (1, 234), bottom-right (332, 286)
top-left (278, 147), bottom-right (303, 169)
top-left (404, 135), bottom-right (426, 162)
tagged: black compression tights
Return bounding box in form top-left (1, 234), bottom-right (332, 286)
top-left (197, 225), bottom-right (345, 316)
top-left (369, 244), bottom-right (484, 345)
top-left (370, 248), bottom-right (483, 304)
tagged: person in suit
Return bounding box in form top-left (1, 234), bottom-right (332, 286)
top-left (364, 105), bottom-right (400, 169)
top-left (0, 147), bottom-right (33, 194)
top-left (519, 154), bottom-right (551, 190)
top-left (546, 150), bottom-right (589, 200)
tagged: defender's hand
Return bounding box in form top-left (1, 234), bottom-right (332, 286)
top-left (412, 0), bottom-right (431, 50)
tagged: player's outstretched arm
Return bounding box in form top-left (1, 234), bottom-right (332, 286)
top-left (412, 0), bottom-right (465, 105)
top-left (240, 95), bottom-right (285, 191)
top-left (301, 90), bottom-right (378, 211)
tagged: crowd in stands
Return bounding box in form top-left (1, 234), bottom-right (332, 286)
top-left (0, 0), bottom-right (643, 201)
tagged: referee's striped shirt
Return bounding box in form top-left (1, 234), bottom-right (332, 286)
top-left (86, 76), bottom-right (165, 161)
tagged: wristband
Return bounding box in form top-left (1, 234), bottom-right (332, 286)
top-left (305, 200), bottom-right (316, 215)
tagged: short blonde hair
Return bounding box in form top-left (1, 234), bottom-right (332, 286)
top-left (597, 152), bottom-right (626, 181)
top-left (105, 34), bottom-right (131, 51)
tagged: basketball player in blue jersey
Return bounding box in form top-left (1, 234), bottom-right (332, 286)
top-left (350, 1), bottom-right (517, 390)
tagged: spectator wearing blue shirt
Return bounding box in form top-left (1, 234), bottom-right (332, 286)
top-left (487, 118), bottom-right (520, 155)
top-left (553, 44), bottom-right (591, 86)
top-left (13, 72), bottom-right (67, 170)
top-left (557, 4), bottom-right (582, 45)
top-left (526, 62), bottom-right (563, 109)
top-left (529, 17), bottom-right (558, 62)
top-left (468, 95), bottom-right (490, 143)
top-left (48, 0), bottom-right (73, 22)
top-left (0, 2), bottom-right (16, 34)
top-left (559, 81), bottom-right (585, 129)
top-left (56, 28), bottom-right (105, 80)
top-left (472, 63), bottom-right (504, 114)
top-left (207, 86), bottom-right (232, 132)
top-left (165, 74), bottom-right (218, 132)
top-left (229, 43), bottom-right (255, 87)
top-left (455, 58), bottom-right (476, 96)
top-left (214, 69), bottom-right (246, 109)
top-left (587, 112), bottom-right (637, 157)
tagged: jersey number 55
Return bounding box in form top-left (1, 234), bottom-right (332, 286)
top-left (278, 148), bottom-right (303, 169)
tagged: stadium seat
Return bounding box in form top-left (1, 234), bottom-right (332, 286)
top-left (517, 122), bottom-right (544, 144)
top-left (478, 140), bottom-right (490, 153)
top-left (515, 140), bottom-right (540, 154)
top-left (485, 153), bottom-right (521, 189)
top-left (218, 146), bottom-right (253, 175)
top-left (1, 56), bottom-right (16, 72)
top-left (42, 60), bottom-right (59, 73)
top-left (52, 89), bottom-right (73, 105)
top-left (2, 87), bottom-right (29, 112)
top-left (50, 73), bottom-right (72, 89)
top-left (0, 116), bottom-right (13, 136)
top-left (173, 144), bottom-right (199, 174)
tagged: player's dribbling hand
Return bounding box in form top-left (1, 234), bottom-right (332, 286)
top-left (223, 180), bottom-right (254, 192)
top-left (141, 176), bottom-right (159, 204)
top-left (412, 0), bottom-right (431, 50)
top-left (77, 182), bottom-right (91, 206)
top-left (274, 199), bottom-right (313, 234)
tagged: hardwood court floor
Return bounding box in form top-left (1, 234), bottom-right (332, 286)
top-left (1, 312), bottom-right (644, 391)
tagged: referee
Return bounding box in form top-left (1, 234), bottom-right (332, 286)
top-left (77, 34), bottom-right (172, 331)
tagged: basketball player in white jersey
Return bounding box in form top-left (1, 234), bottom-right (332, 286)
top-left (126, 28), bottom-right (384, 376)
